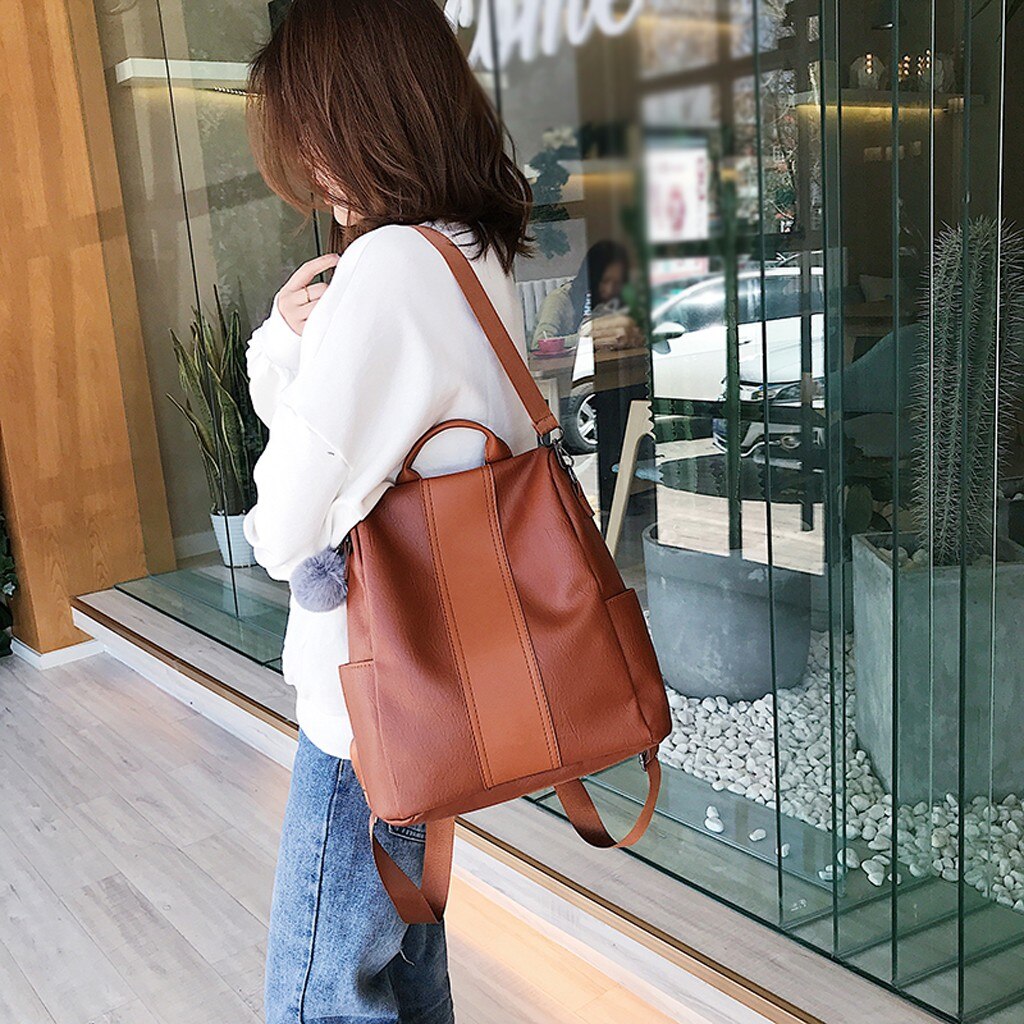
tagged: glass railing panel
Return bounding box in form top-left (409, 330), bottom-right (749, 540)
top-left (77, 0), bottom-right (192, 581)
top-left (829, 0), bottom-right (899, 983)
top-left (117, 569), bottom-right (287, 665)
top-left (641, 57), bottom-right (785, 921)
top-left (154, 0), bottom-right (318, 644)
top-left (532, 769), bottom-right (817, 924)
top-left (884, 0), bottom-right (962, 1014)
top-left (817, 0), bottom-right (849, 968)
top-left (956, 0), bottom-right (1024, 1016)
top-left (745, 0), bottom-right (835, 943)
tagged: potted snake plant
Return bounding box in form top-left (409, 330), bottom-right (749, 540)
top-left (169, 289), bottom-right (267, 568)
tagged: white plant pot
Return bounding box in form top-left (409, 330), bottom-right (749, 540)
top-left (210, 512), bottom-right (256, 568)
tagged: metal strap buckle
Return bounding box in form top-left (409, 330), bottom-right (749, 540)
top-left (540, 425), bottom-right (565, 447)
top-left (541, 424), bottom-right (585, 498)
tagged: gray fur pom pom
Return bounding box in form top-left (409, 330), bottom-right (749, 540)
top-left (290, 546), bottom-right (348, 612)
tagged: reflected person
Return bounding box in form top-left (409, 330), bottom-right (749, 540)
top-left (531, 239), bottom-right (632, 349)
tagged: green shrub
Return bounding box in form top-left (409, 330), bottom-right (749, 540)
top-left (0, 508), bottom-right (16, 657)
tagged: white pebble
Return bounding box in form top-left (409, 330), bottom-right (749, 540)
top-left (654, 633), bottom-right (1024, 911)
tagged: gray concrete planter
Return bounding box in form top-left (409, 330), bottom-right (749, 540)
top-left (643, 525), bottom-right (812, 700)
top-left (852, 533), bottom-right (1024, 803)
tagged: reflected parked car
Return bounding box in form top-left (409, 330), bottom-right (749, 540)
top-left (711, 377), bottom-right (826, 477)
top-left (566, 267), bottom-right (825, 454)
top-left (710, 278), bottom-right (826, 473)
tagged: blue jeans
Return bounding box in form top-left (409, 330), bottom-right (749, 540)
top-left (265, 732), bottom-right (455, 1023)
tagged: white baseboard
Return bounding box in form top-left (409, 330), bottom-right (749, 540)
top-left (173, 529), bottom-right (218, 561)
top-left (12, 637), bottom-right (104, 670)
top-left (71, 607), bottom-right (298, 770)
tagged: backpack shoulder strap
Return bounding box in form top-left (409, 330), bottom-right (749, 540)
top-left (370, 759), bottom-right (660, 925)
top-left (413, 225), bottom-right (560, 439)
top-left (370, 815), bottom-right (454, 925)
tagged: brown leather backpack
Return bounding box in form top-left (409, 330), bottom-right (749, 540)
top-left (341, 226), bottom-right (671, 923)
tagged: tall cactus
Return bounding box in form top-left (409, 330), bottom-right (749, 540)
top-left (912, 218), bottom-right (1024, 566)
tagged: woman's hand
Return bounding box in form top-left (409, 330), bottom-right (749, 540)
top-left (277, 253), bottom-right (340, 334)
top-left (590, 311), bottom-right (642, 351)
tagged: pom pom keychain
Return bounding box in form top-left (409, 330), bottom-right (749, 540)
top-left (290, 545), bottom-right (348, 612)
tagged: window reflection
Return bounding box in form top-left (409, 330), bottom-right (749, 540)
top-left (492, 0), bottom-right (1024, 1015)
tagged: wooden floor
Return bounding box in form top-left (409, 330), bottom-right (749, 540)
top-left (0, 651), bottom-right (696, 1024)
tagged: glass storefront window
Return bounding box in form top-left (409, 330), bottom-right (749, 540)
top-left (81, 0), bottom-right (321, 668)
top-left (74, 1), bottom-right (1024, 1018)
top-left (457, 1), bottom-right (1024, 1019)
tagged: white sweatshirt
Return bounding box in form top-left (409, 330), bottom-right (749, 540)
top-left (243, 222), bottom-right (537, 758)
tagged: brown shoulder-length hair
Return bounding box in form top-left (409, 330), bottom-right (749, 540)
top-left (248, 0), bottom-right (532, 271)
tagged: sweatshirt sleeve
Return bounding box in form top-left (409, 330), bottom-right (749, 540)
top-left (246, 296), bottom-right (302, 427)
top-left (531, 286), bottom-right (577, 350)
top-left (242, 407), bottom-right (353, 581)
top-left (242, 228), bottom-right (455, 583)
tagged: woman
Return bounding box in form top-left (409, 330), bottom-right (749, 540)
top-left (530, 239), bottom-right (630, 349)
top-left (242, 2), bottom-right (534, 1021)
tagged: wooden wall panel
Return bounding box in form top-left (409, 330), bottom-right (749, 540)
top-left (0, 0), bottom-right (166, 653)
